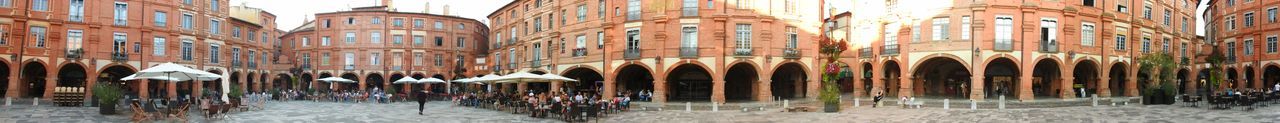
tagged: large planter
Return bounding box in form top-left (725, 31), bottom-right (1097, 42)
top-left (99, 103), bottom-right (117, 115)
top-left (823, 103), bottom-right (839, 113)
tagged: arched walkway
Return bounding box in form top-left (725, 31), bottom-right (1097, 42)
top-left (366, 73), bottom-right (384, 92)
top-left (205, 70), bottom-right (224, 95)
top-left (770, 63), bottom-right (807, 99)
top-left (1032, 59), bottom-right (1063, 98)
top-left (1265, 66), bottom-right (1280, 91)
top-left (985, 58), bottom-right (1019, 98)
top-left (410, 74), bottom-right (425, 92)
top-left (56, 64), bottom-right (88, 88)
top-left (912, 57), bottom-right (970, 99)
top-left (1072, 60), bottom-right (1100, 98)
top-left (275, 73), bottom-right (293, 91)
top-left (615, 65), bottom-right (654, 100)
top-left (666, 64), bottom-right (710, 101)
top-left (318, 73), bottom-right (334, 91)
top-left (231, 72), bottom-right (243, 92)
top-left (339, 73), bottom-right (358, 91)
top-left (389, 73), bottom-right (406, 94)
top-left (1245, 67), bottom-right (1256, 89)
top-left (883, 61), bottom-right (902, 97)
top-left (1176, 69), bottom-right (1189, 94)
top-left (430, 74), bottom-right (446, 93)
top-left (724, 63), bottom-right (758, 101)
top-left (99, 65), bottom-right (136, 98)
top-left (526, 71), bottom-right (550, 93)
top-left (21, 62), bottom-right (48, 98)
top-left (1110, 63), bottom-right (1129, 97)
top-left (0, 61), bottom-right (8, 97)
top-left (563, 67), bottom-right (604, 94)
top-left (259, 74), bottom-right (269, 92)
top-left (247, 72), bottom-right (257, 92)
top-left (860, 63), bottom-right (873, 95)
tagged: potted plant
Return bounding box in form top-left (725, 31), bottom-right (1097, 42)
top-left (817, 34), bottom-right (849, 113)
top-left (1137, 53), bottom-right (1179, 105)
top-left (92, 83), bottom-right (124, 115)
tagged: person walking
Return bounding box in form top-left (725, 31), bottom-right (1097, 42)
top-left (417, 90), bottom-right (429, 115)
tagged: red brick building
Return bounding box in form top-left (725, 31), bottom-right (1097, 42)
top-left (0, 0), bottom-right (288, 101)
top-left (487, 0), bottom-right (824, 103)
top-left (281, 5), bottom-right (489, 94)
top-left (1204, 0), bottom-right (1280, 91)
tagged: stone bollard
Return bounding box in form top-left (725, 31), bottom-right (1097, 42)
top-left (712, 102), bottom-right (719, 111)
top-left (783, 100), bottom-right (790, 109)
top-left (854, 98), bottom-right (860, 107)
top-left (5, 97), bottom-right (10, 106)
top-left (970, 100), bottom-right (976, 110)
top-left (685, 102), bottom-right (692, 112)
top-left (943, 99), bottom-right (950, 109)
top-left (1091, 94), bottom-right (1098, 106)
top-left (998, 96), bottom-right (1005, 110)
top-left (33, 97), bottom-right (39, 106)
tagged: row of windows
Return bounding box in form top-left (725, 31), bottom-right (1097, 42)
top-left (324, 17), bottom-right (467, 31)
top-left (299, 33), bottom-right (468, 48)
top-left (303, 52), bottom-right (462, 67)
top-left (1223, 8), bottom-right (1280, 31)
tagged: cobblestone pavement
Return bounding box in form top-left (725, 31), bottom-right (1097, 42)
top-left (604, 103), bottom-right (1280, 122)
top-left (2, 101), bottom-right (1277, 123)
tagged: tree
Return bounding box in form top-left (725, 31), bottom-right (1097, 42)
top-left (1137, 53), bottom-right (1178, 104)
top-left (817, 34), bottom-right (848, 112)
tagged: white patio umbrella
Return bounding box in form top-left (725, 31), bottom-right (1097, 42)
top-left (419, 77), bottom-right (447, 83)
top-left (317, 77), bottom-right (356, 90)
top-left (392, 77), bottom-right (418, 84)
top-left (129, 62), bottom-right (222, 81)
top-left (472, 74), bottom-right (503, 92)
top-left (537, 74), bottom-right (579, 82)
top-left (493, 71), bottom-right (550, 84)
top-left (120, 74), bottom-right (184, 81)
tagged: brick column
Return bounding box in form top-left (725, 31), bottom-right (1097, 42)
top-left (168, 81), bottom-right (178, 100)
top-left (550, 81), bottom-right (562, 94)
top-left (1061, 77), bottom-right (1076, 99)
top-left (43, 77), bottom-right (55, 100)
top-left (140, 79), bottom-right (150, 100)
top-left (712, 80), bottom-right (725, 103)
top-left (970, 73), bottom-right (985, 101)
top-left (517, 82), bottom-right (528, 94)
top-left (7, 75), bottom-right (19, 98)
top-left (898, 76), bottom-right (914, 98)
top-left (757, 79), bottom-right (772, 102)
top-left (1019, 76), bottom-right (1034, 101)
top-left (652, 80), bottom-right (667, 104)
top-left (1099, 77), bottom-right (1112, 97)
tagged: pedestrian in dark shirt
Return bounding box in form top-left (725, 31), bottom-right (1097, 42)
top-left (417, 91), bottom-right (429, 115)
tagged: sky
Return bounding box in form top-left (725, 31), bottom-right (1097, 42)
top-left (230, 0), bottom-right (512, 31)
top-left (242, 0), bottom-right (1208, 36)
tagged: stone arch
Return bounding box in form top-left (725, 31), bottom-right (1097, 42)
top-left (615, 64), bottom-right (655, 102)
top-left (339, 73), bottom-right (359, 91)
top-left (1263, 65), bottom-right (1280, 91)
top-left (562, 66), bottom-right (604, 93)
top-left (909, 53), bottom-right (972, 74)
top-left (881, 60), bottom-right (903, 97)
top-left (1109, 62), bottom-right (1130, 97)
top-left (365, 72), bottom-right (385, 92)
top-left (770, 62), bottom-right (808, 99)
top-left (910, 56), bottom-right (971, 99)
top-left (724, 62), bottom-right (760, 101)
top-left (1072, 59), bottom-right (1101, 98)
top-left (1031, 57), bottom-right (1065, 98)
top-left (275, 73), bottom-right (293, 90)
top-left (0, 60), bottom-right (10, 97)
top-left (56, 63), bottom-right (89, 88)
top-left (985, 57), bottom-right (1020, 99)
top-left (666, 63), bottom-right (713, 102)
top-left (20, 60), bottom-right (49, 98)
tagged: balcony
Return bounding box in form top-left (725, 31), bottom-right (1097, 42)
top-left (995, 41), bottom-right (1013, 51)
top-left (782, 48), bottom-right (800, 59)
top-left (111, 52), bottom-right (128, 62)
top-left (344, 64), bottom-right (355, 70)
top-left (680, 47), bottom-right (698, 58)
top-left (572, 48), bottom-right (588, 57)
top-left (248, 62), bottom-right (257, 68)
top-left (623, 49), bottom-right (641, 60)
top-left (883, 44), bottom-right (899, 55)
top-left (734, 48), bottom-right (753, 56)
top-left (232, 60), bottom-right (242, 68)
top-left (392, 66), bottom-right (402, 71)
top-left (860, 48), bottom-right (872, 58)
top-left (65, 49), bottom-right (83, 59)
top-left (530, 60), bottom-right (542, 68)
top-left (682, 7), bottom-right (697, 17)
top-left (1041, 40), bottom-right (1058, 52)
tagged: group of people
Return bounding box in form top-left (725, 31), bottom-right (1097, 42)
top-left (444, 89), bottom-right (633, 121)
top-left (314, 88), bottom-right (395, 103)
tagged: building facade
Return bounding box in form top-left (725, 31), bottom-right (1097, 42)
top-left (487, 0), bottom-right (824, 103)
top-left (1205, 0), bottom-right (1280, 91)
top-left (281, 4), bottom-right (490, 94)
top-left (833, 0), bottom-right (1205, 101)
top-left (0, 0), bottom-right (287, 101)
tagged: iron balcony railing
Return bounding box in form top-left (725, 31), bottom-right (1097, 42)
top-left (680, 47), bottom-right (698, 58)
top-left (344, 64), bottom-right (355, 70)
top-left (734, 48), bottom-right (753, 56)
top-left (111, 52), bottom-right (128, 62)
top-left (1041, 40), bottom-right (1058, 52)
top-left (248, 62), bottom-right (258, 68)
top-left (572, 48), bottom-right (588, 57)
top-left (995, 40), bottom-right (1013, 51)
top-left (624, 49), bottom-right (641, 60)
top-left (391, 66), bottom-right (402, 71)
top-left (860, 48), bottom-right (872, 58)
top-left (65, 49), bottom-right (83, 59)
top-left (232, 60), bottom-right (242, 68)
top-left (782, 48), bottom-right (800, 58)
top-left (883, 44), bottom-right (899, 55)
top-left (531, 60), bottom-right (542, 68)
top-left (682, 7), bottom-right (698, 17)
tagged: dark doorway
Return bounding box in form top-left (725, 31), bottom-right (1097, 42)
top-left (666, 64), bottom-right (710, 101)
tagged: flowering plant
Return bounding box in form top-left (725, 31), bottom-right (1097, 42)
top-left (817, 34), bottom-right (847, 111)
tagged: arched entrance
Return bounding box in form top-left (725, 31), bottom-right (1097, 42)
top-left (1244, 67), bottom-right (1255, 89)
top-left (366, 73), bottom-right (384, 92)
top-left (0, 61), bottom-right (7, 97)
top-left (57, 64), bottom-right (88, 88)
top-left (231, 72), bottom-right (242, 92)
top-left (1109, 63), bottom-right (1129, 97)
top-left (1031, 59), bottom-right (1063, 98)
top-left (724, 63), bottom-right (758, 101)
top-left (616, 65), bottom-right (654, 101)
top-left (835, 64), bottom-right (853, 94)
top-left (300, 73), bottom-right (313, 90)
top-left (986, 58), bottom-right (1019, 98)
top-left (275, 73), bottom-right (292, 90)
top-left (861, 63), bottom-right (873, 95)
top-left (99, 65), bottom-right (136, 98)
top-left (21, 62), bottom-right (48, 98)
top-left (259, 74), bottom-right (269, 92)
top-left (318, 73), bottom-right (333, 91)
top-left (770, 63), bottom-right (808, 99)
top-left (1072, 60), bottom-right (1100, 98)
top-left (430, 74), bottom-right (446, 93)
top-left (389, 73), bottom-right (406, 94)
top-left (1226, 68), bottom-right (1238, 89)
top-left (1265, 66), bottom-right (1280, 90)
top-left (340, 73), bottom-right (358, 91)
top-left (247, 72), bottom-right (257, 92)
top-left (912, 57), bottom-right (970, 99)
top-left (883, 61), bottom-right (902, 97)
top-left (1176, 69), bottom-right (1189, 94)
top-left (411, 74), bottom-right (425, 92)
top-left (205, 70), bottom-right (223, 96)
top-left (667, 64), bottom-right (711, 101)
top-left (562, 68), bottom-right (603, 94)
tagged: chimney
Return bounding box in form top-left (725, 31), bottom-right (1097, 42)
top-left (443, 4), bottom-right (451, 16)
top-left (381, 0), bottom-right (393, 10)
top-left (424, 2), bottom-right (431, 14)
